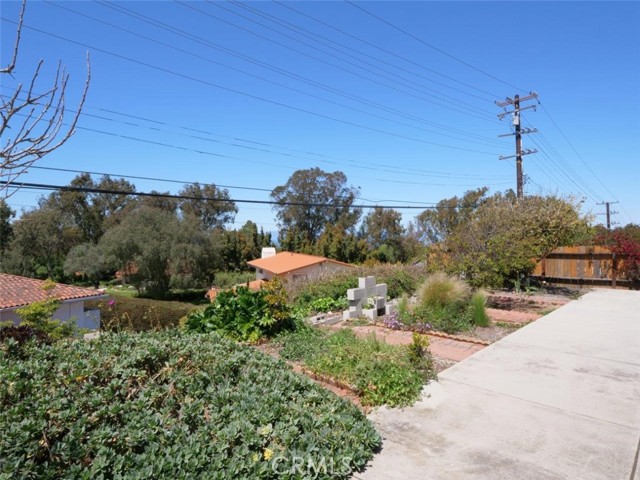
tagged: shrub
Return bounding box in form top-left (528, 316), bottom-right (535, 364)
top-left (159, 288), bottom-right (209, 304)
top-left (411, 303), bottom-right (472, 334)
top-left (469, 291), bottom-right (490, 327)
top-left (0, 330), bottom-right (380, 478)
top-left (15, 294), bottom-right (77, 341)
top-left (278, 328), bottom-right (436, 407)
top-left (417, 272), bottom-right (470, 309)
top-left (213, 271), bottom-right (255, 289)
top-left (0, 325), bottom-right (51, 358)
top-left (302, 296), bottom-right (349, 315)
top-left (89, 295), bottom-right (196, 331)
top-left (184, 279), bottom-right (294, 342)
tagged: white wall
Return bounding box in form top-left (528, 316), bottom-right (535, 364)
top-left (281, 262), bottom-right (351, 282)
top-left (0, 300), bottom-right (100, 330)
top-left (254, 261), bottom-right (351, 282)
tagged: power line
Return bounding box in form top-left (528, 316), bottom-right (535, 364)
top-left (520, 115), bottom-right (604, 202)
top-left (30, 164), bottom-right (511, 192)
top-left (1, 17), bottom-right (501, 157)
top-left (272, 0), bottom-right (499, 102)
top-left (0, 180), bottom-right (452, 210)
top-left (345, 0), bottom-right (527, 93)
top-left (199, 0), bottom-right (499, 120)
top-left (5, 105), bottom-right (513, 187)
top-left (220, 0), bottom-right (499, 117)
top-left (538, 101), bottom-right (634, 223)
top-left (43, 0), bottom-right (503, 149)
top-left (528, 130), bottom-right (602, 202)
top-left (90, 104), bottom-right (507, 179)
top-left (164, 0), bottom-right (502, 124)
top-left (29, 166), bottom-right (273, 193)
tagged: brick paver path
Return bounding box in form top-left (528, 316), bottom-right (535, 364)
top-left (348, 325), bottom-right (485, 362)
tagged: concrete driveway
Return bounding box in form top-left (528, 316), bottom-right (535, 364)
top-left (355, 289), bottom-right (640, 480)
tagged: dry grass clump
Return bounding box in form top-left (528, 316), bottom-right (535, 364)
top-left (417, 272), bottom-right (470, 309)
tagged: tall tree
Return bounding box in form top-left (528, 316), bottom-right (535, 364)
top-left (271, 168), bottom-right (360, 246)
top-left (178, 183), bottom-right (237, 230)
top-left (99, 207), bottom-right (217, 298)
top-left (135, 190), bottom-right (178, 214)
top-left (63, 243), bottom-right (109, 288)
top-left (9, 205), bottom-right (80, 279)
top-left (314, 225), bottom-right (368, 264)
top-left (215, 221), bottom-right (274, 272)
top-left (360, 207), bottom-right (406, 262)
top-left (414, 187), bottom-right (489, 245)
top-left (45, 174), bottom-right (136, 244)
top-left (0, 199), bottom-right (15, 256)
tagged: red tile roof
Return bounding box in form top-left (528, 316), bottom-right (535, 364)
top-left (247, 252), bottom-right (353, 276)
top-left (0, 274), bottom-right (105, 310)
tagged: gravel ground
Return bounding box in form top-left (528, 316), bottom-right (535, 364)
top-left (433, 356), bottom-right (457, 373)
top-left (466, 324), bottom-right (523, 344)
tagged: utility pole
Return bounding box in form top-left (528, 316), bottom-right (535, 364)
top-left (596, 201), bottom-right (619, 230)
top-left (497, 92), bottom-right (539, 199)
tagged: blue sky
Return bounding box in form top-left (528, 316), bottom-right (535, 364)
top-left (1, 1), bottom-right (639, 232)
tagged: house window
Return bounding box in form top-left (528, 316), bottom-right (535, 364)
top-left (292, 273), bottom-right (308, 281)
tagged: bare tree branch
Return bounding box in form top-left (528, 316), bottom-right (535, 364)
top-left (0, 0), bottom-right (25, 75)
top-left (1, 0), bottom-right (91, 198)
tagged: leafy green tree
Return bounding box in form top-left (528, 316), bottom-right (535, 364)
top-left (214, 221), bottom-right (274, 272)
top-left (414, 187), bottom-right (489, 245)
top-left (44, 173), bottom-right (136, 244)
top-left (278, 226), bottom-right (315, 254)
top-left (360, 207), bottom-right (406, 262)
top-left (445, 193), bottom-right (590, 287)
top-left (99, 207), bottom-right (217, 298)
top-left (0, 199), bottom-right (15, 256)
top-left (271, 168), bottom-right (360, 246)
top-left (178, 183), bottom-right (237, 230)
top-left (8, 204), bottom-right (80, 279)
top-left (314, 225), bottom-right (368, 264)
top-left (136, 190), bottom-right (178, 214)
top-left (63, 243), bottom-right (109, 288)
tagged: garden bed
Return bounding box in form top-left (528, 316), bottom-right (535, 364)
top-left (0, 330), bottom-right (380, 478)
top-left (271, 328), bottom-right (436, 408)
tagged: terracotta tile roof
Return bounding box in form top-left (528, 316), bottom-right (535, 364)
top-left (0, 274), bottom-right (105, 310)
top-left (247, 252), bottom-right (353, 276)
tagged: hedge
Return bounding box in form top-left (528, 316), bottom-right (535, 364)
top-left (87, 295), bottom-right (197, 332)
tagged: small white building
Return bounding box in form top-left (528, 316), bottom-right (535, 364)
top-left (0, 274), bottom-right (105, 330)
top-left (247, 249), bottom-right (353, 282)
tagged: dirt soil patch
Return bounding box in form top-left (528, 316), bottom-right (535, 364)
top-left (487, 291), bottom-right (572, 314)
top-left (467, 324), bottom-right (523, 344)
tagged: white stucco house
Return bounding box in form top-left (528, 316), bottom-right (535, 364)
top-left (247, 249), bottom-right (353, 283)
top-left (0, 274), bottom-right (106, 330)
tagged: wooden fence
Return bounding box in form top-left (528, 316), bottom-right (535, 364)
top-left (532, 246), bottom-right (628, 288)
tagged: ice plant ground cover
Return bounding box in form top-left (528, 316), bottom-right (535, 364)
top-left (0, 330), bottom-right (380, 479)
